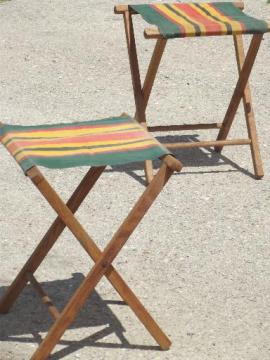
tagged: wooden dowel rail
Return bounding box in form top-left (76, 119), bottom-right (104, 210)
top-left (164, 138), bottom-right (251, 149)
top-left (27, 272), bottom-right (60, 320)
top-left (148, 123), bottom-right (223, 132)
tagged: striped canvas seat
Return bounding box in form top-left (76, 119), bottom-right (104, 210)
top-left (130, 2), bottom-right (269, 38)
top-left (0, 115), bottom-right (169, 172)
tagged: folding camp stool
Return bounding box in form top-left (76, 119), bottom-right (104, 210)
top-left (0, 114), bottom-right (182, 359)
top-left (115, 2), bottom-right (270, 182)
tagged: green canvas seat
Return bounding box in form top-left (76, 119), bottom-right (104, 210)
top-left (130, 2), bottom-right (269, 38)
top-left (0, 115), bottom-right (169, 172)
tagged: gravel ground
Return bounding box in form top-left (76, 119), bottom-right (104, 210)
top-left (0, 0), bottom-right (270, 359)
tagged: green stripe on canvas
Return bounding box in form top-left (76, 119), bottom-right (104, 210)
top-left (18, 147), bottom-right (167, 172)
top-left (130, 4), bottom-right (180, 39)
top-left (214, 2), bottom-right (269, 34)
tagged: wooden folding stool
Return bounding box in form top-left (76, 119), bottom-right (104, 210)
top-left (0, 114), bottom-right (182, 359)
top-left (115, 2), bottom-right (270, 182)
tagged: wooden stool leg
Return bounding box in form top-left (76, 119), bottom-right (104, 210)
top-left (123, 10), bottom-right (153, 182)
top-left (215, 34), bottom-right (263, 152)
top-left (123, 11), bottom-right (167, 183)
top-left (233, 34), bottom-right (264, 179)
top-left (0, 166), bottom-right (105, 314)
top-left (29, 162), bottom-right (175, 359)
top-left (123, 11), bottom-right (146, 124)
top-left (139, 38), bottom-right (167, 114)
top-left (141, 38), bottom-right (167, 184)
top-left (144, 160), bottom-right (154, 183)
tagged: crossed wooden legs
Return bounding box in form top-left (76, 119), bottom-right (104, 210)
top-left (122, 8), bottom-right (264, 181)
top-left (0, 156), bottom-right (181, 359)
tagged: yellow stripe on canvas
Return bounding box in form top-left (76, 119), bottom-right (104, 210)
top-left (5, 128), bottom-right (142, 146)
top-left (155, 4), bottom-right (196, 36)
top-left (2, 123), bottom-right (139, 143)
top-left (10, 135), bottom-right (153, 154)
top-left (14, 139), bottom-right (156, 162)
top-left (189, 3), bottom-right (227, 35)
top-left (201, 3), bottom-right (243, 32)
top-left (170, 4), bottom-right (207, 35)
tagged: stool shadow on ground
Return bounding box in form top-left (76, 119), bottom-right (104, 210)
top-left (0, 273), bottom-right (159, 359)
top-left (107, 134), bottom-right (254, 185)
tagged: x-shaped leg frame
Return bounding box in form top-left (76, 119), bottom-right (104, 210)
top-left (0, 155), bottom-right (182, 359)
top-left (119, 6), bottom-right (265, 181)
